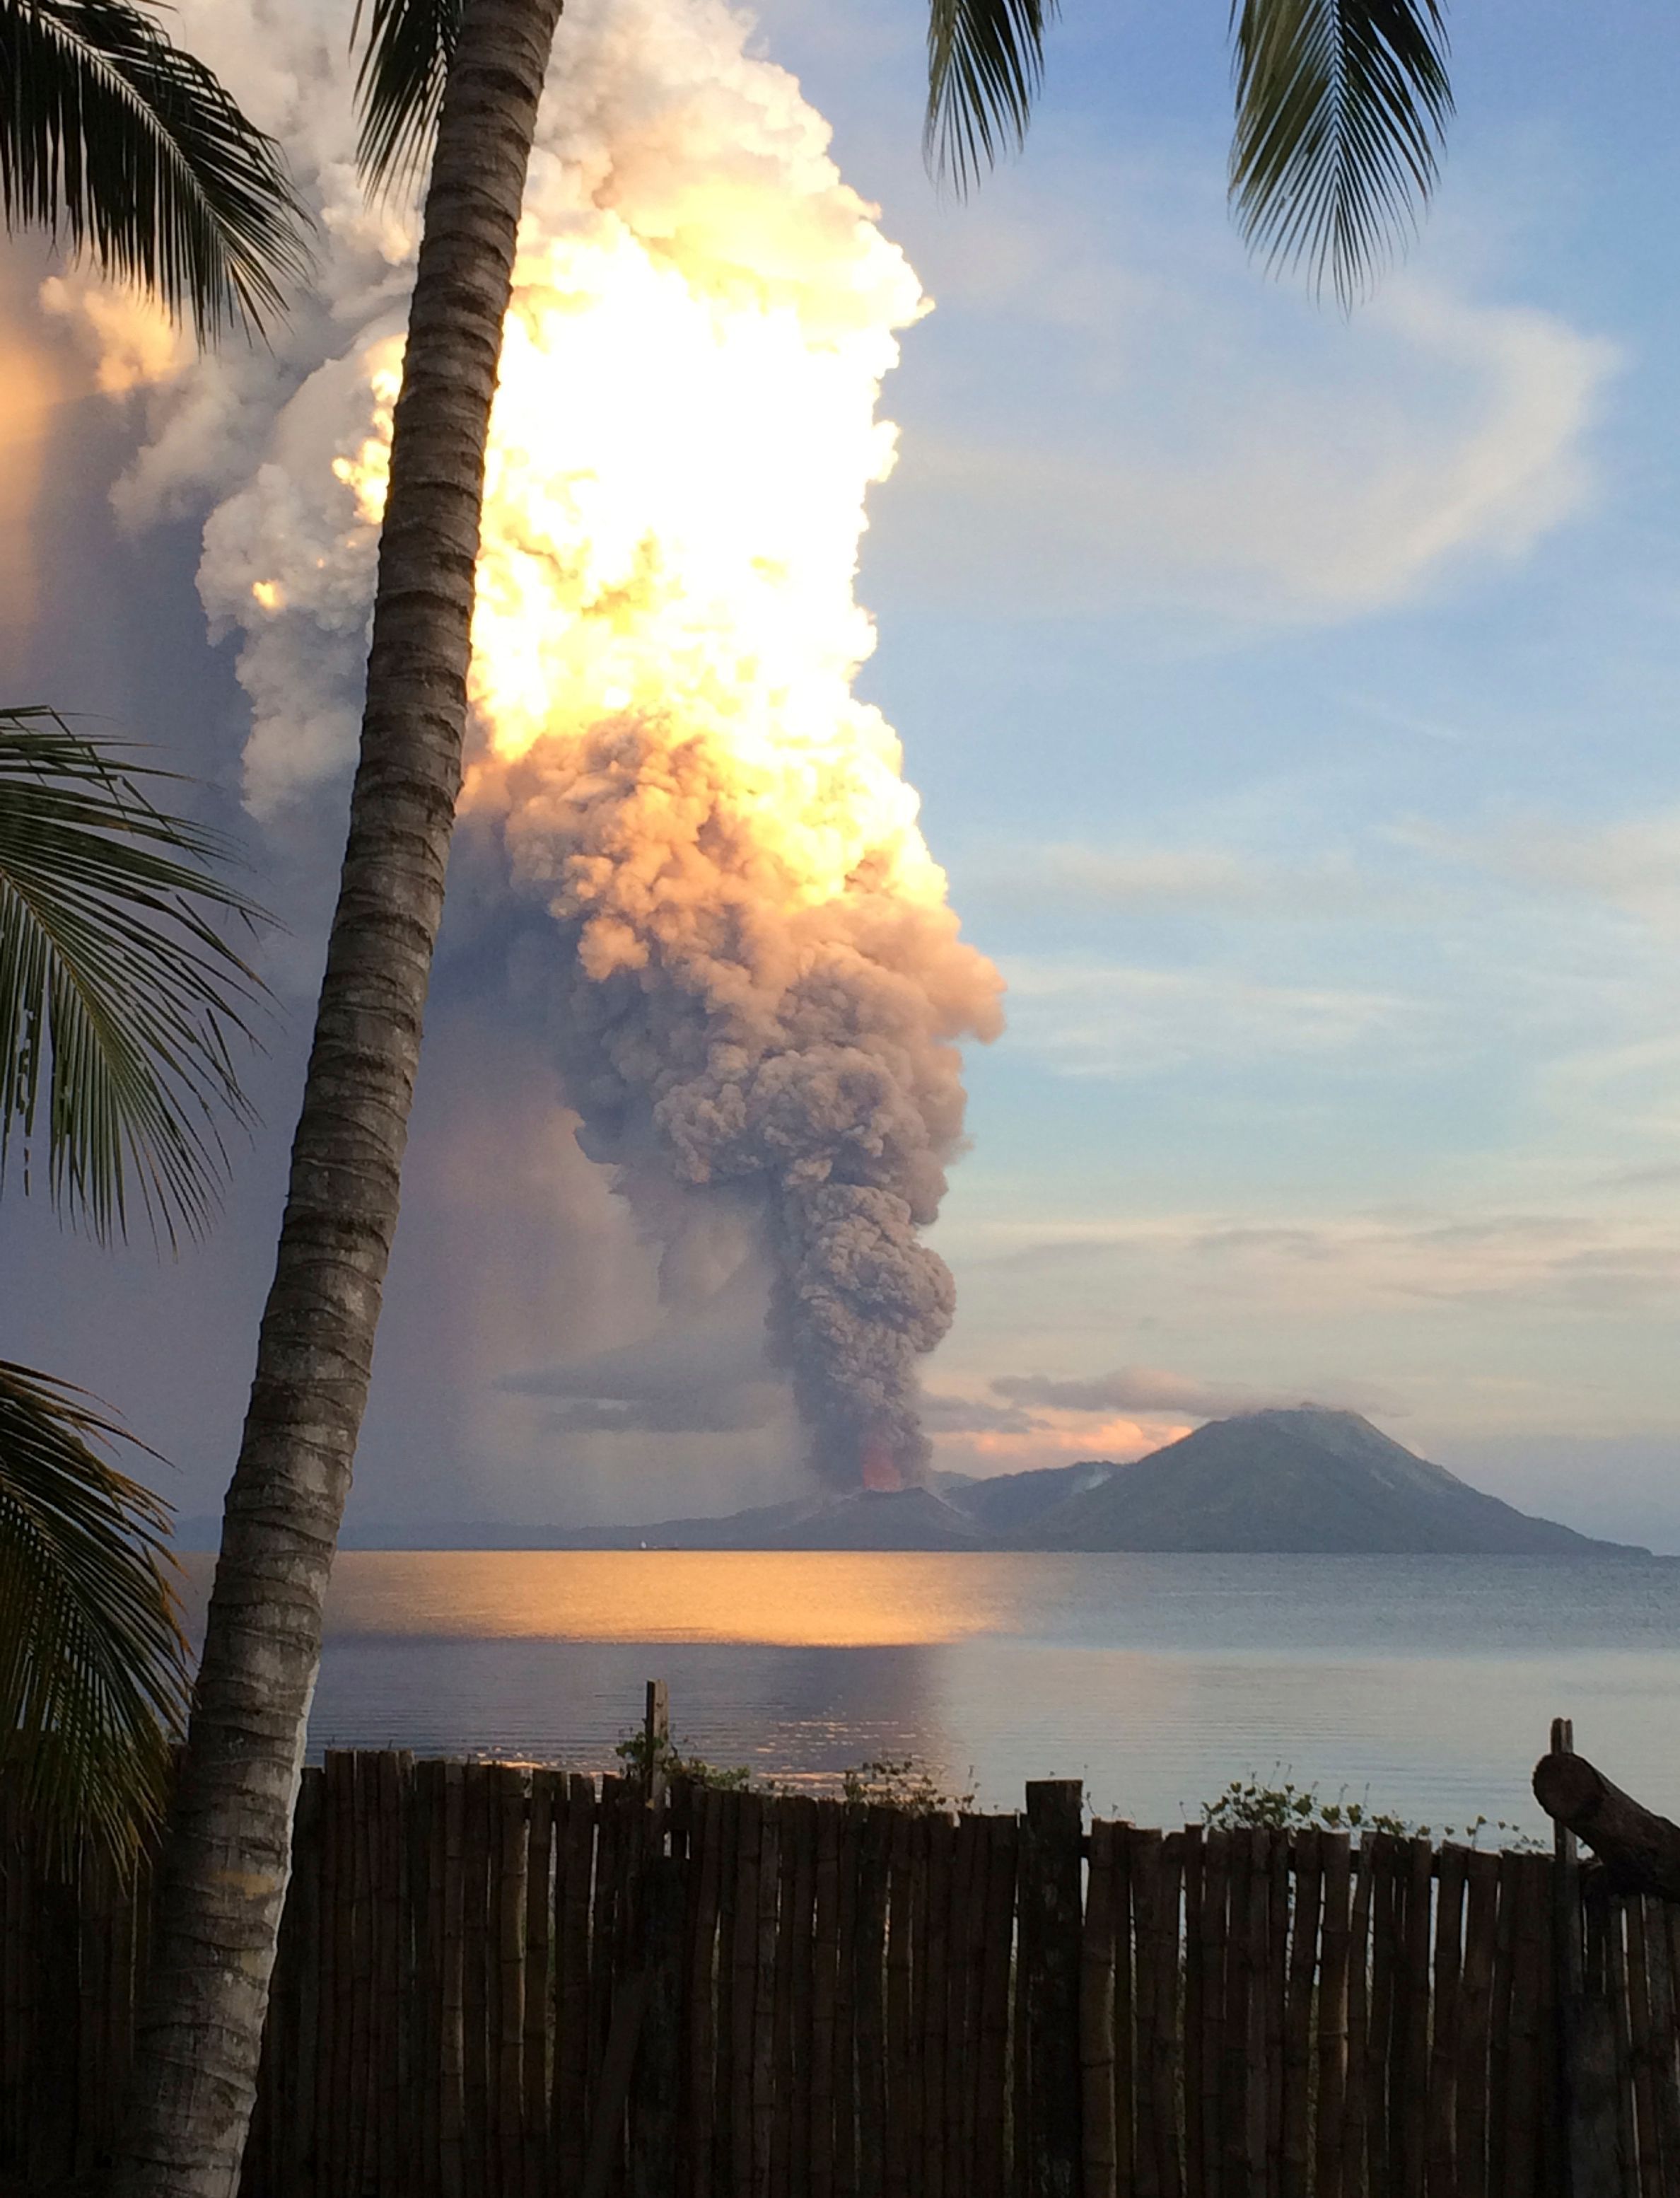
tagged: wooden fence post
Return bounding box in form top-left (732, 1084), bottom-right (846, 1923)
top-left (630, 1853), bottom-right (687, 2198)
top-left (1080, 1821), bottom-right (1118, 2198)
top-left (1553, 1716), bottom-right (1623, 2198)
top-left (646, 1680), bottom-right (671, 1819)
top-left (594, 1680), bottom-right (683, 2198)
top-left (1022, 1780), bottom-right (1083, 2198)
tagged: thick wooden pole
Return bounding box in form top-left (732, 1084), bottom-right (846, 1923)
top-left (1544, 1721), bottom-right (1623, 2198)
top-left (1534, 1747), bottom-right (1680, 1902)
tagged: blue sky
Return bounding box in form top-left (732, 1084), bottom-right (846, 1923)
top-left (4, 0), bottom-right (1680, 1545)
top-left (800, 0), bottom-right (1680, 1542)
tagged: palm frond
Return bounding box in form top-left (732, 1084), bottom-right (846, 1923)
top-left (351, 0), bottom-right (460, 198)
top-left (0, 707), bottom-right (267, 1247)
top-left (1229, 0), bottom-right (1452, 309)
top-left (0, 0), bottom-right (310, 336)
top-left (924, 0), bottom-right (1054, 194)
top-left (0, 1359), bottom-right (187, 1866)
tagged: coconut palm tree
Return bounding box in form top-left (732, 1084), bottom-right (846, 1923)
top-left (110, 4), bottom-right (563, 2189)
top-left (1, 0), bottom-right (308, 331)
top-left (0, 711), bottom-right (265, 1863)
top-left (112, 0), bottom-right (1459, 2188)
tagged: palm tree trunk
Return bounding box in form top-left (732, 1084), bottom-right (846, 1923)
top-left (108, 0), bottom-right (564, 2185)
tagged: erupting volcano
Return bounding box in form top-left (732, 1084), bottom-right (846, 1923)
top-left (860, 1437), bottom-right (906, 1494)
top-left (93, 0), bottom-right (1005, 1491)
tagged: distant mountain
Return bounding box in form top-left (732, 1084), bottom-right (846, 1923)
top-left (560, 1497), bottom-right (820, 1550)
top-left (650, 1465), bottom-right (1120, 1550)
top-left (942, 1458), bottom-right (1119, 1535)
top-left (1023, 1407), bottom-right (1644, 1555)
top-left (357, 1488), bottom-right (993, 1552)
top-left (250, 1407), bottom-right (1645, 1555)
top-left (764, 1487), bottom-right (988, 1550)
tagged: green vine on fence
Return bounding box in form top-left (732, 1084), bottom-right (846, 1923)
top-left (836, 1757), bottom-right (977, 1815)
top-left (1201, 1772), bottom-right (1542, 1850)
top-left (616, 1726), bottom-right (1544, 1847)
top-left (614, 1726), bottom-right (752, 1791)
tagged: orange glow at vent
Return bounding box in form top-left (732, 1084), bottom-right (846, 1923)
top-left (861, 1436), bottom-right (902, 1493)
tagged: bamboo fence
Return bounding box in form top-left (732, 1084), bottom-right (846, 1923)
top-left (1, 1745), bottom-right (1674, 2194)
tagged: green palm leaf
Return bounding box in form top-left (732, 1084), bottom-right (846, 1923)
top-left (0, 1358), bottom-right (187, 1864)
top-left (924, 0), bottom-right (1054, 192)
top-left (351, 0), bottom-right (460, 197)
top-left (1229, 0), bottom-right (1452, 308)
top-left (0, 0), bottom-right (310, 335)
top-left (0, 707), bottom-right (266, 1246)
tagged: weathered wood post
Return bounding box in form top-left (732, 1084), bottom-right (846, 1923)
top-left (1549, 1716), bottom-right (1623, 2198)
top-left (1021, 1780), bottom-right (1084, 2198)
top-left (645, 1679), bottom-right (671, 1815)
top-left (1080, 1820), bottom-right (1119, 2198)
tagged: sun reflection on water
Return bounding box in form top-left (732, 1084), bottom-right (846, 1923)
top-left (315, 1551), bottom-right (1017, 1648)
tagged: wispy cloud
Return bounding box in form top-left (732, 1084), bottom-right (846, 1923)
top-left (1400, 808), bottom-right (1680, 929)
top-left (919, 1392), bottom-right (1039, 1435)
top-left (929, 1412), bottom-right (1192, 1472)
top-left (973, 806), bottom-right (1680, 931)
top-left (921, 1365), bottom-right (1398, 1479)
top-left (991, 1365), bottom-right (1368, 1417)
top-left (877, 245), bottom-right (1617, 627)
top-left (965, 1205), bottom-right (1680, 1314)
top-left (540, 1388), bottom-right (782, 1436)
top-left (969, 844), bottom-right (1392, 920)
top-left (1596, 1162), bottom-right (1680, 1191)
top-left (999, 957), bottom-right (1423, 1078)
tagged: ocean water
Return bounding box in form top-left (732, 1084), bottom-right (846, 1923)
top-left (184, 1549), bottom-right (1680, 1836)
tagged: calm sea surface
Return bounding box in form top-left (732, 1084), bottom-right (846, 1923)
top-left (183, 1550), bottom-right (1680, 1835)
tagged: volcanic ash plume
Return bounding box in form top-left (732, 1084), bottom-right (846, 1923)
top-left (487, 711), bottom-right (1001, 1488)
top-left (108, 0), bottom-right (1005, 1489)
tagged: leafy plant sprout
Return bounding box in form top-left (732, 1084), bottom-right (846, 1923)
top-left (1200, 1769), bottom-right (1543, 1851)
top-left (615, 1726), bottom-right (976, 1814)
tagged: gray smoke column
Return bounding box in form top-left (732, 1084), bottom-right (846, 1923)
top-left (496, 717), bottom-right (1000, 1488)
top-left (49, 0), bottom-right (1005, 1490)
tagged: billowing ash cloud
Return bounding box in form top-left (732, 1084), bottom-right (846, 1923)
top-left (503, 724), bottom-right (993, 1484)
top-left (62, 0), bottom-right (1003, 1493)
